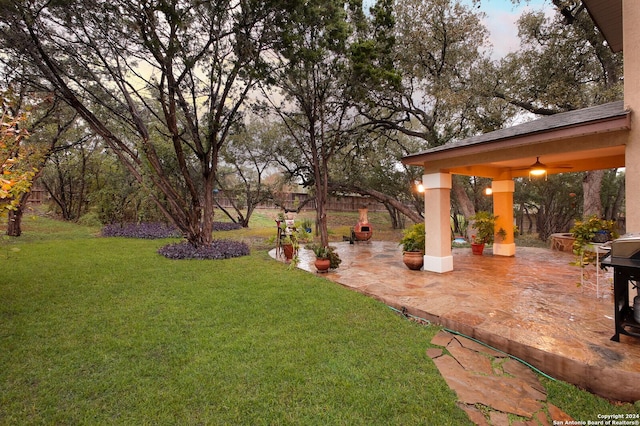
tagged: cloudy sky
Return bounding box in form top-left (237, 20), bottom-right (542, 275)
top-left (472, 0), bottom-right (550, 58)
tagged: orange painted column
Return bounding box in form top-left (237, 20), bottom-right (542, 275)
top-left (624, 0), bottom-right (640, 232)
top-left (423, 173), bottom-right (453, 273)
top-left (492, 179), bottom-right (516, 257)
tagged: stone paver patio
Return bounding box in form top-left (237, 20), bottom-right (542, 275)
top-left (271, 241), bottom-right (640, 421)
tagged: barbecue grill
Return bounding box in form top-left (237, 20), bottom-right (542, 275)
top-left (601, 234), bottom-right (640, 341)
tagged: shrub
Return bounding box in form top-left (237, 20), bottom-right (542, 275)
top-left (399, 223), bottom-right (425, 252)
top-left (102, 222), bottom-right (181, 239)
top-left (102, 222), bottom-right (241, 239)
top-left (213, 222), bottom-right (242, 231)
top-left (469, 211), bottom-right (497, 245)
top-left (158, 240), bottom-right (250, 260)
top-left (77, 212), bottom-right (103, 227)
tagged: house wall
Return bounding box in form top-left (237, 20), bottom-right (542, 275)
top-left (624, 0), bottom-right (640, 232)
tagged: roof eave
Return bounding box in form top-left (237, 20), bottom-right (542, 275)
top-left (402, 113), bottom-right (630, 167)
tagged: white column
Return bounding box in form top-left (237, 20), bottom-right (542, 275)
top-left (422, 173), bottom-right (453, 273)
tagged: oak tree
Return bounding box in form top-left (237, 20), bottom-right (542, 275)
top-left (1, 0), bottom-right (282, 247)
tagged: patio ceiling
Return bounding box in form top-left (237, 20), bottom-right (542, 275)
top-left (402, 101), bottom-right (630, 179)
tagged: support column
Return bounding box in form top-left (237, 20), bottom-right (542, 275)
top-left (624, 0), bottom-right (640, 232)
top-left (492, 179), bottom-right (516, 257)
top-left (423, 173), bottom-right (453, 273)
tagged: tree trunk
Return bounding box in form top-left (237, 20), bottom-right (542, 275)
top-left (610, 176), bottom-right (625, 223)
top-left (199, 174), bottom-right (215, 246)
top-left (452, 177), bottom-right (475, 218)
top-left (5, 191), bottom-right (31, 237)
top-left (317, 173), bottom-right (329, 247)
top-left (583, 170), bottom-right (604, 218)
top-left (384, 203), bottom-right (405, 229)
top-left (6, 206), bottom-right (24, 237)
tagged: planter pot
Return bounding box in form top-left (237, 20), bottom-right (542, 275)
top-left (592, 230), bottom-right (611, 243)
top-left (403, 251), bottom-right (424, 270)
top-left (283, 244), bottom-right (294, 260)
top-left (314, 258), bottom-right (331, 273)
top-left (471, 243), bottom-right (485, 255)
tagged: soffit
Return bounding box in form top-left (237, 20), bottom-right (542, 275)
top-left (401, 101), bottom-right (630, 178)
top-left (582, 0), bottom-right (623, 52)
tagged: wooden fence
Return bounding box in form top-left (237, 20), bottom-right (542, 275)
top-left (215, 192), bottom-right (388, 213)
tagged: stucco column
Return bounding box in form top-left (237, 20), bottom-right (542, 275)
top-left (423, 173), bottom-right (453, 273)
top-left (492, 179), bottom-right (516, 257)
top-left (624, 0), bottom-right (640, 232)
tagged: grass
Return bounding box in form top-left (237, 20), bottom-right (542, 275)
top-left (1, 215), bottom-right (471, 424)
top-left (1, 211), bottom-right (638, 424)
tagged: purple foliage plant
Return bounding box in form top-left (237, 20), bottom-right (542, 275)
top-left (158, 240), bottom-right (250, 260)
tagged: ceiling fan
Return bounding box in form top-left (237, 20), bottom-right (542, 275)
top-left (510, 157), bottom-right (574, 180)
top-left (512, 157), bottom-right (574, 173)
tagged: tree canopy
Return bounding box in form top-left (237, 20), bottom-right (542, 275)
top-left (1, 97), bottom-right (34, 214)
top-left (0, 0), bottom-right (285, 246)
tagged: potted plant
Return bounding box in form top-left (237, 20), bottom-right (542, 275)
top-left (301, 218), bottom-right (313, 234)
top-left (399, 223), bottom-right (425, 270)
top-left (469, 211), bottom-right (497, 255)
top-left (310, 244), bottom-right (341, 272)
top-left (570, 215), bottom-right (618, 266)
top-left (281, 235), bottom-right (298, 261)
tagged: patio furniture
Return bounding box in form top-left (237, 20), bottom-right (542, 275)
top-left (580, 242), bottom-right (612, 298)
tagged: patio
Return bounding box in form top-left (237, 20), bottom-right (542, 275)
top-left (289, 241), bottom-right (640, 402)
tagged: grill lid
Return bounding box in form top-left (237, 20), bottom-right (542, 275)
top-left (610, 234), bottom-right (640, 260)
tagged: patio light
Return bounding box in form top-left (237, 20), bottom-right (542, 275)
top-left (529, 157), bottom-right (547, 180)
top-left (415, 180), bottom-right (425, 193)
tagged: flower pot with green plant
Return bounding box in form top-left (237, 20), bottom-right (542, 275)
top-left (310, 244), bottom-right (341, 272)
top-left (469, 211), bottom-right (497, 255)
top-left (281, 235), bottom-right (298, 260)
top-left (570, 215), bottom-right (618, 267)
top-left (399, 223), bottom-right (425, 270)
top-left (300, 218), bottom-right (313, 234)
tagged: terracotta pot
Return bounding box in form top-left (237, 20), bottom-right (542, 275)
top-left (471, 243), bottom-right (485, 255)
top-left (403, 251), bottom-right (424, 270)
top-left (283, 244), bottom-right (294, 260)
top-left (314, 258), bottom-right (331, 273)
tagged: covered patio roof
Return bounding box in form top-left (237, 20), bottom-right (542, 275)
top-left (402, 101), bottom-right (630, 179)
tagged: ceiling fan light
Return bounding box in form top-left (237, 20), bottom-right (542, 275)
top-left (529, 157), bottom-right (547, 177)
top-left (529, 168), bottom-right (547, 176)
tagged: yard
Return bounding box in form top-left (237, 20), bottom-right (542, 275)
top-left (1, 211), bottom-right (637, 424)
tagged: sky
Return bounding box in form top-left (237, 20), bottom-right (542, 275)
top-left (472, 0), bottom-right (550, 58)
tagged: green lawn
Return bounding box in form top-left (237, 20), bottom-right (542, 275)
top-left (1, 213), bottom-right (637, 424)
top-left (1, 216), bottom-right (470, 424)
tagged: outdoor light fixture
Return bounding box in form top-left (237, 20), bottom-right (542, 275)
top-left (484, 187), bottom-right (493, 195)
top-left (529, 157), bottom-right (547, 180)
top-left (415, 180), bottom-right (425, 193)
